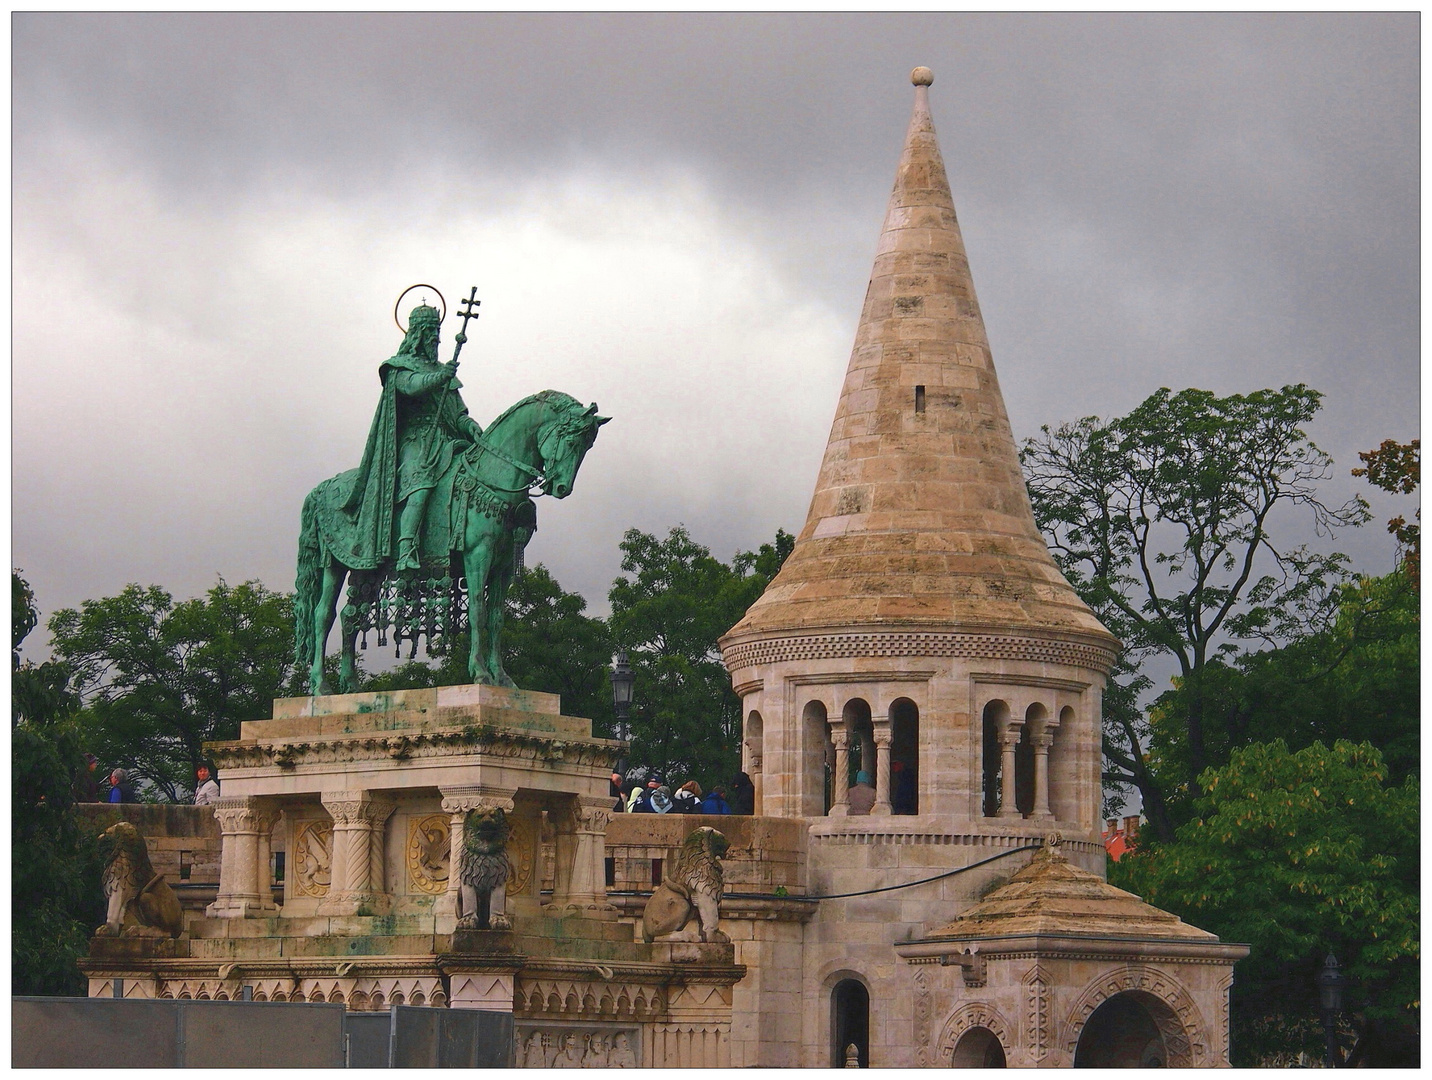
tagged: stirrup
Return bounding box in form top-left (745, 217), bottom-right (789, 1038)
top-left (396, 539), bottom-right (422, 571)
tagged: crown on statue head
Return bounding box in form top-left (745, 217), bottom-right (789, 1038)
top-left (408, 303), bottom-right (441, 330)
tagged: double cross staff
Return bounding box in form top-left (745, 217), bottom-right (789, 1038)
top-left (426, 285), bottom-right (481, 441)
top-left (451, 285), bottom-right (480, 364)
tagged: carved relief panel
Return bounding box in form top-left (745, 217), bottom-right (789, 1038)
top-left (292, 818), bottom-right (333, 899)
top-left (516, 1024), bottom-right (640, 1068)
top-left (407, 814), bottom-right (450, 894)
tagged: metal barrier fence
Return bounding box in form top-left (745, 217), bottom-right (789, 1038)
top-left (12, 997), bottom-right (514, 1068)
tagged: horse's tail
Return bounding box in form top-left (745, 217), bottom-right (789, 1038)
top-left (294, 486), bottom-right (324, 671)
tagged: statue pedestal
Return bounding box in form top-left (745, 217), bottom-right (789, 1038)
top-left (202, 684), bottom-right (623, 924)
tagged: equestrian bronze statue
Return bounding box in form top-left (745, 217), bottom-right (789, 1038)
top-left (294, 290), bottom-right (608, 694)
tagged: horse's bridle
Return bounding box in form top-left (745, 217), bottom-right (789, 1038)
top-left (469, 435), bottom-right (545, 495)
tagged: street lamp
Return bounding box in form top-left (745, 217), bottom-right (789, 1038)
top-left (1316, 952), bottom-right (1347, 1067)
top-left (610, 651), bottom-right (635, 743)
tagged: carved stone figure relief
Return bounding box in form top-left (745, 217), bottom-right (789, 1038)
top-left (407, 813), bottom-right (450, 894)
top-left (506, 814), bottom-right (537, 894)
top-left (294, 819), bottom-right (333, 898)
top-left (516, 1026), bottom-right (639, 1069)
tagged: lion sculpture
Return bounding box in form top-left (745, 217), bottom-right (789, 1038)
top-left (96, 820), bottom-right (185, 939)
top-left (641, 826), bottom-right (729, 943)
top-left (455, 807), bottom-right (512, 931)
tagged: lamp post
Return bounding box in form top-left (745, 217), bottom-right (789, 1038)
top-left (610, 651), bottom-right (635, 743)
top-left (1316, 952), bottom-right (1347, 1068)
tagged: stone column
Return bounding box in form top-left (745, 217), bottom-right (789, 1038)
top-left (439, 786), bottom-right (517, 920)
top-left (827, 728), bottom-right (850, 816)
top-left (207, 797), bottom-right (279, 918)
top-left (872, 728), bottom-right (893, 816)
top-left (747, 744), bottom-right (764, 816)
top-left (553, 795), bottom-right (616, 917)
top-left (252, 805), bottom-right (281, 913)
top-left (318, 791), bottom-right (395, 916)
top-left (999, 722), bottom-right (1024, 819)
top-left (1031, 724), bottom-right (1056, 821)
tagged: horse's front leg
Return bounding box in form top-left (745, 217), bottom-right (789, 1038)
top-left (484, 543), bottom-right (517, 688)
top-left (462, 526), bottom-right (497, 685)
top-left (312, 561), bottom-right (346, 695)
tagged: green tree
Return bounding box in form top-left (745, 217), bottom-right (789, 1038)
top-left (12, 571), bottom-right (105, 995)
top-left (1149, 569), bottom-right (1418, 788)
top-left (609, 525), bottom-right (792, 789)
top-left (1352, 437), bottom-right (1419, 583)
top-left (1111, 740), bottom-right (1419, 1065)
top-left (1021, 385), bottom-right (1369, 838)
top-left (501, 564), bottom-right (615, 732)
top-left (48, 578), bottom-right (297, 801)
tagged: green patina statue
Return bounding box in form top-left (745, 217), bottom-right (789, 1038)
top-left (294, 293), bottom-right (608, 695)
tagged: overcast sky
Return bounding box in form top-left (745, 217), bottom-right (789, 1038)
top-left (13, 13), bottom-right (1420, 660)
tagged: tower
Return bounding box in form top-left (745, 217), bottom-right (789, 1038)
top-left (719, 67), bottom-right (1243, 1071)
top-left (721, 65), bottom-right (1117, 842)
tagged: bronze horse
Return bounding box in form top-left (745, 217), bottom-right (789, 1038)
top-left (295, 390), bottom-right (607, 694)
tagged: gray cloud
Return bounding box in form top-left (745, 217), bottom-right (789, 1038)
top-left (13, 13), bottom-right (1418, 653)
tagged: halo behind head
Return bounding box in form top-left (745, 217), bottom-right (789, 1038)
top-left (394, 284), bottom-right (447, 332)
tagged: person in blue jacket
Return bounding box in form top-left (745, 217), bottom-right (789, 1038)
top-left (699, 786), bottom-right (731, 814)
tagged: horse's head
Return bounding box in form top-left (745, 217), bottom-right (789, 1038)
top-left (535, 393), bottom-right (610, 498)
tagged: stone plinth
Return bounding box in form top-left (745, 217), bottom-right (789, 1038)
top-left (203, 684), bottom-right (620, 926)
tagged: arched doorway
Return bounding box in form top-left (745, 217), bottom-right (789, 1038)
top-left (1074, 990), bottom-right (1188, 1067)
top-left (890, 698), bottom-right (919, 814)
top-left (951, 1026), bottom-right (1006, 1067)
top-left (831, 978), bottom-right (870, 1067)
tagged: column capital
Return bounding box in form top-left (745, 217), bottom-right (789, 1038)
top-left (872, 729), bottom-right (892, 749)
top-left (441, 785), bottom-right (517, 816)
top-left (829, 727), bottom-right (850, 750)
top-left (320, 789), bottom-right (394, 826)
top-left (212, 795), bottom-right (279, 833)
top-left (1030, 731), bottom-right (1055, 750)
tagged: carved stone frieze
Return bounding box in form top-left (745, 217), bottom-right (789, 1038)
top-left (209, 727), bottom-right (618, 772)
top-left (721, 630), bottom-right (1117, 675)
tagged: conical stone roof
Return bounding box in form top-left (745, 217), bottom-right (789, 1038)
top-left (924, 844), bottom-right (1218, 943)
top-left (725, 70), bottom-right (1113, 646)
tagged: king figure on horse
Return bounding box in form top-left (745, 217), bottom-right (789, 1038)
top-left (294, 291), bottom-right (608, 695)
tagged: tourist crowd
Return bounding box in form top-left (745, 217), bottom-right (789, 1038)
top-left (608, 764), bottom-right (756, 816)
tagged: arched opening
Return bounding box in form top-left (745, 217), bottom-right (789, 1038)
top-left (981, 701), bottom-right (1009, 817)
top-left (1054, 705), bottom-right (1075, 821)
top-left (831, 978), bottom-right (870, 1068)
top-left (951, 1026), bottom-right (1007, 1067)
top-left (890, 698), bottom-right (919, 814)
top-left (843, 697), bottom-right (873, 794)
top-left (803, 700), bottom-right (831, 816)
top-left (1016, 704), bottom-right (1046, 817)
top-left (746, 710), bottom-right (764, 814)
top-left (1074, 990), bottom-right (1187, 1068)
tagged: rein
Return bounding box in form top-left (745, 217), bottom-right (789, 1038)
top-left (469, 436), bottom-right (544, 495)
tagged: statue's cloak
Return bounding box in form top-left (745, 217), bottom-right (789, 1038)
top-left (323, 353), bottom-right (462, 570)
top-left (313, 358), bottom-right (535, 571)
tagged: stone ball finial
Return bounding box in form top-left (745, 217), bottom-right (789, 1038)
top-left (911, 66), bottom-right (934, 87)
